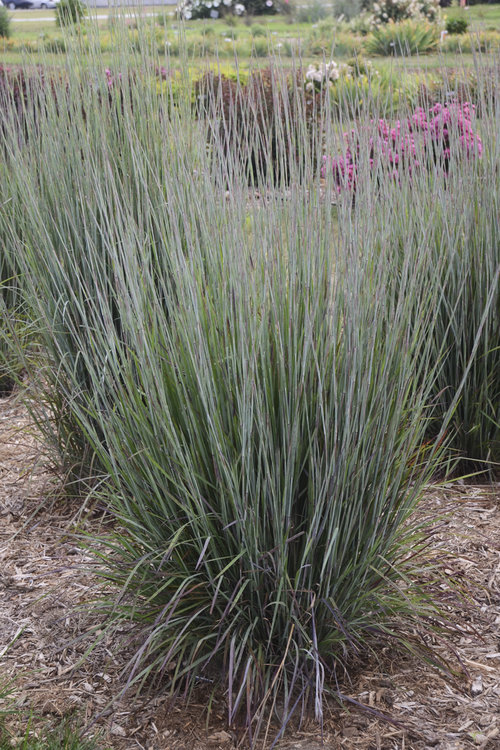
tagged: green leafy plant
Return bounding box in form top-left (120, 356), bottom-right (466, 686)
top-left (365, 19), bottom-right (439, 55)
top-left (251, 36), bottom-right (268, 55)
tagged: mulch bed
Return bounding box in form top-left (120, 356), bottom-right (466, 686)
top-left (1, 390), bottom-right (499, 750)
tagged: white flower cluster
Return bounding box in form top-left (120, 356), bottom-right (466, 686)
top-left (371, 0), bottom-right (440, 27)
top-left (181, 0), bottom-right (274, 20)
top-left (181, 0), bottom-right (238, 19)
top-left (304, 58), bottom-right (380, 93)
top-left (304, 61), bottom-right (350, 92)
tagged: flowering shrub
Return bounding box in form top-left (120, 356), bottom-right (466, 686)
top-left (304, 57), bottom-right (379, 93)
top-left (321, 102), bottom-right (482, 192)
top-left (371, 0), bottom-right (440, 26)
top-left (180, 0), bottom-right (283, 20)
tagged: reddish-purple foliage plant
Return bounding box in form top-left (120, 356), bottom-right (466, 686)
top-left (321, 102), bottom-right (483, 193)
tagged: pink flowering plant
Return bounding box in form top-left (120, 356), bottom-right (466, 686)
top-left (321, 101), bottom-right (483, 193)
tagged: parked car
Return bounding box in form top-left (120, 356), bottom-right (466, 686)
top-left (1, 0), bottom-right (59, 7)
top-left (2, 0), bottom-right (34, 8)
top-left (28, 0), bottom-right (60, 7)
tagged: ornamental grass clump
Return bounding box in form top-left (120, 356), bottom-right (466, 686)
top-left (1, 37), bottom-right (498, 744)
top-left (0, 58), bottom-right (195, 482)
top-left (322, 81), bottom-right (498, 473)
top-left (365, 18), bottom-right (439, 55)
top-left (422, 101), bottom-right (500, 474)
top-left (64, 151), bottom-right (452, 740)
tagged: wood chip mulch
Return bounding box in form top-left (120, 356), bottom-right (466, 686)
top-left (0, 391), bottom-right (499, 750)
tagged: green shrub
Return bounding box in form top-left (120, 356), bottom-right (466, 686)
top-left (56, 0), bottom-right (85, 27)
top-left (365, 19), bottom-right (439, 55)
top-left (445, 14), bottom-right (469, 34)
top-left (0, 6), bottom-right (11, 40)
top-left (281, 38), bottom-right (295, 55)
top-left (250, 22), bottom-right (266, 36)
top-left (329, 69), bottom-right (403, 116)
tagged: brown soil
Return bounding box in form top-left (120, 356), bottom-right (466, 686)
top-left (0, 392), bottom-right (499, 750)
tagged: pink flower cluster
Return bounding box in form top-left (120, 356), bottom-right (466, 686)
top-left (414, 102), bottom-right (483, 163)
top-left (321, 102), bottom-right (483, 193)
